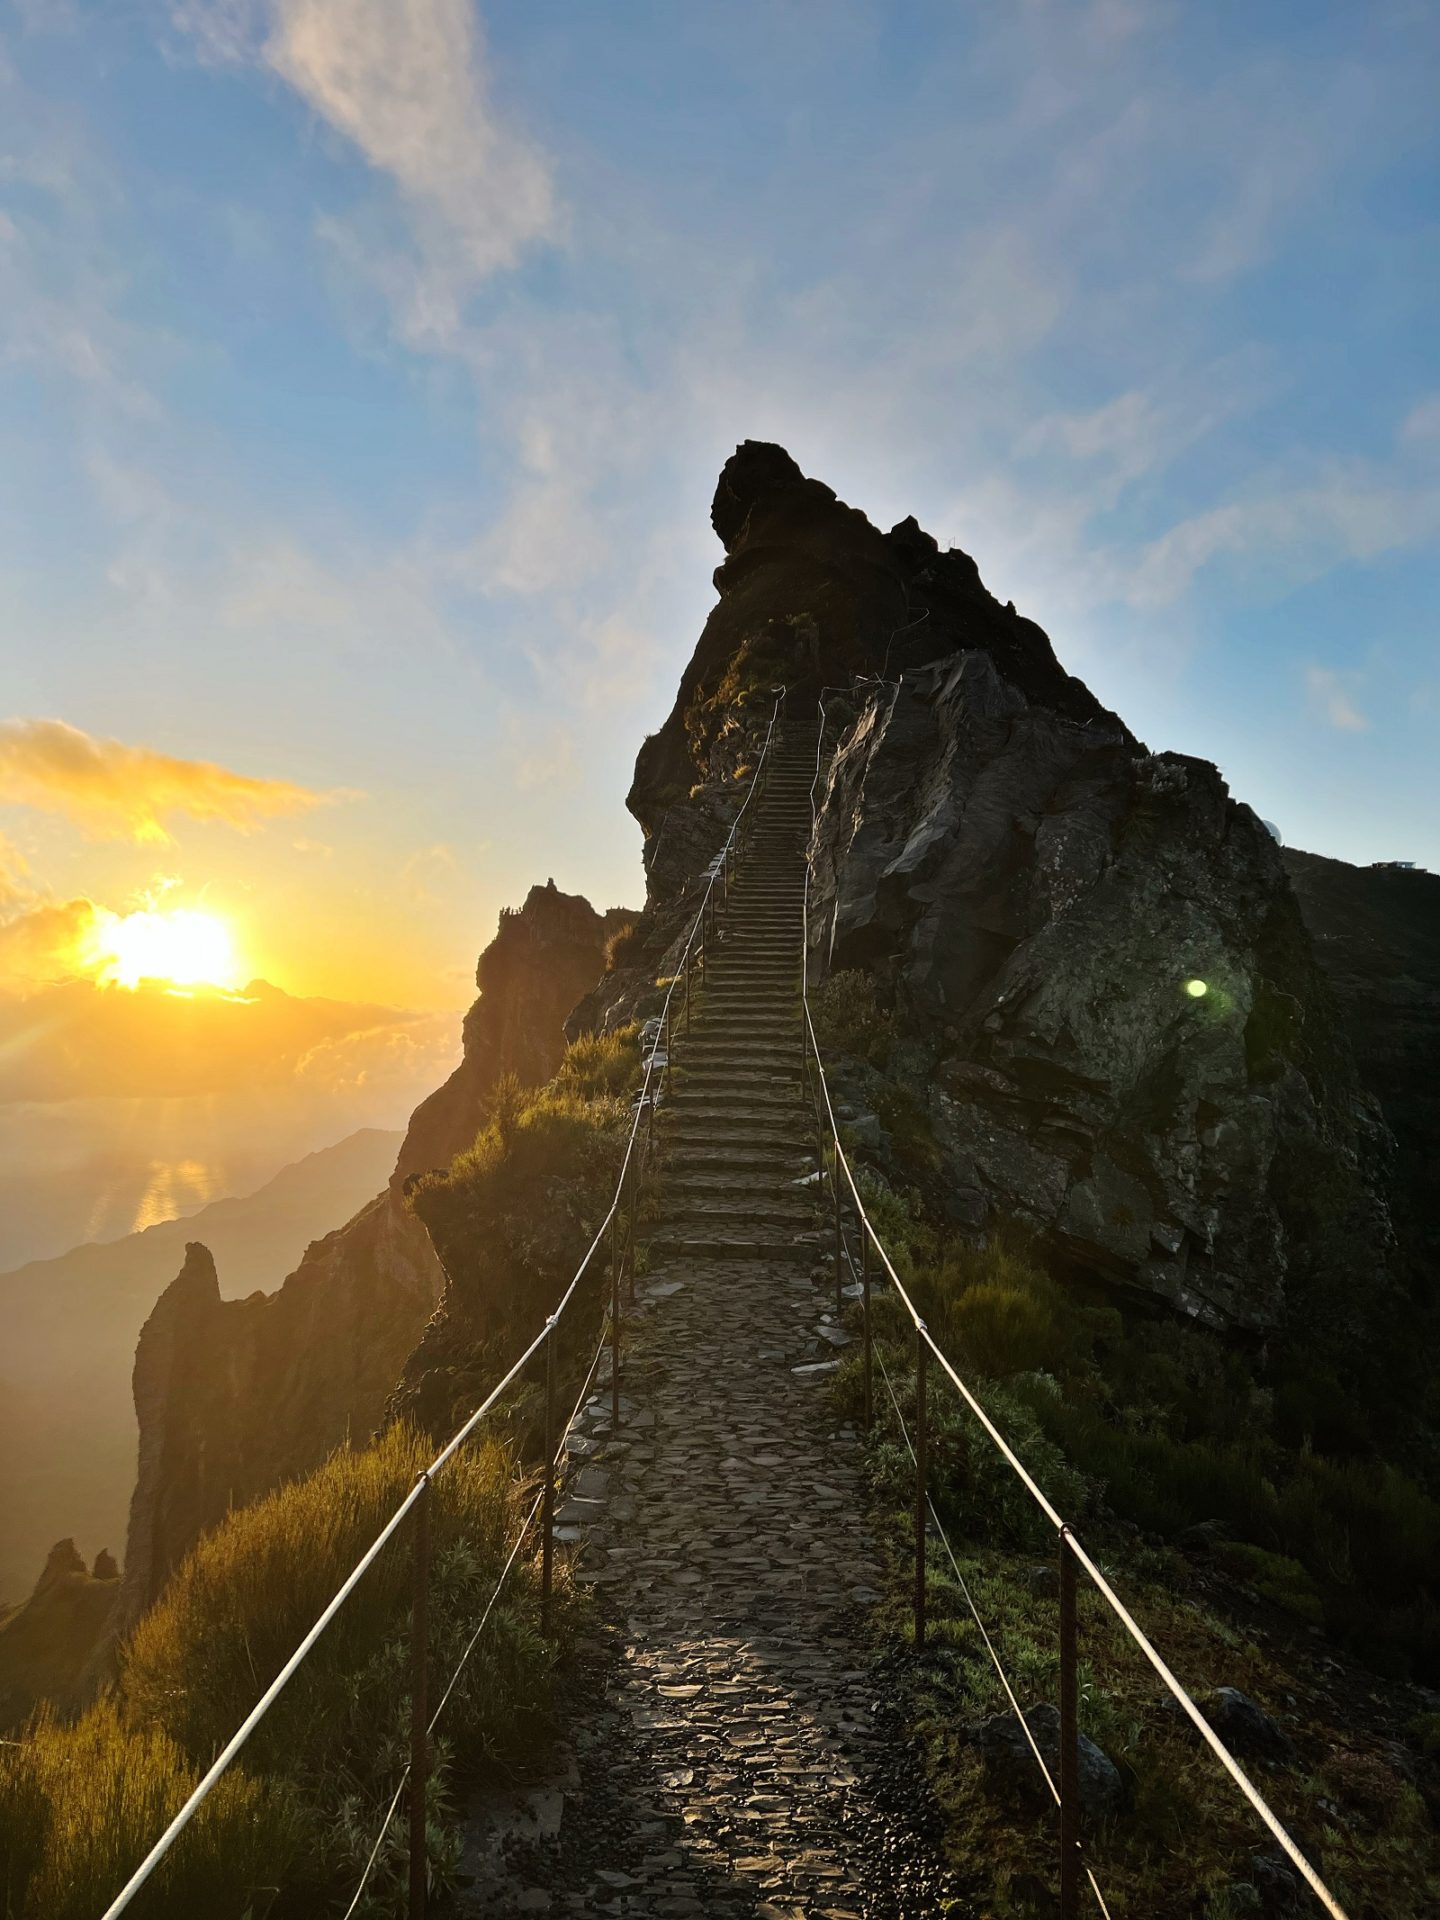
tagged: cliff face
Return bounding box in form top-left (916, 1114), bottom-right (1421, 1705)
top-left (808, 657), bottom-right (1395, 1349)
top-left (619, 443), bottom-right (1406, 1379)
top-left (0, 1539), bottom-right (119, 1730)
top-left (119, 883), bottom-right (615, 1622)
top-left (1284, 850), bottom-right (1440, 1294)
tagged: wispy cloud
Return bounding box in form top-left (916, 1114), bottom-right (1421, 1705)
top-left (1306, 665), bottom-right (1371, 733)
top-left (0, 718), bottom-right (345, 844)
top-left (1101, 472), bottom-right (1440, 611)
top-left (173, 0), bottom-right (559, 346)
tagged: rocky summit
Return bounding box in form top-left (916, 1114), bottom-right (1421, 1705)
top-left (58, 440), bottom-right (1438, 1918)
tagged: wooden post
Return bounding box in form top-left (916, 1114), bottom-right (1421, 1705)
top-left (408, 1472), bottom-right (430, 1920)
top-left (1059, 1529), bottom-right (1081, 1920)
top-left (540, 1323), bottom-right (557, 1634)
top-left (832, 1151), bottom-right (843, 1315)
top-left (861, 1230), bottom-right (873, 1433)
top-left (611, 1208), bottom-right (622, 1430)
top-left (914, 1328), bottom-right (928, 1649)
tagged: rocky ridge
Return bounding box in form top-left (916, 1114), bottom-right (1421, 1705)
top-left (118, 882), bottom-right (621, 1626)
top-left (806, 652), bottom-right (1397, 1349)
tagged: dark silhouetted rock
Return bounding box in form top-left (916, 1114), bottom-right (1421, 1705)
top-left (118, 883), bottom-right (617, 1623)
top-left (1195, 1687), bottom-right (1295, 1763)
top-left (808, 650), bottom-right (1397, 1344)
top-left (0, 1538), bottom-right (119, 1729)
top-left (971, 1702), bottom-right (1124, 1821)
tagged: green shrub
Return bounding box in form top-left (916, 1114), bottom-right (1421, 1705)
top-left (107, 1424), bottom-right (555, 1916)
top-left (0, 1697), bottom-right (296, 1920)
top-left (1212, 1541), bottom-right (1323, 1624)
top-left (602, 922), bottom-right (638, 973)
top-left (811, 969), bottom-right (896, 1064)
top-left (124, 1425), bottom-right (540, 1781)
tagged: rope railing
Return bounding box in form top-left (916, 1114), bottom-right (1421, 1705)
top-left (99, 691), bottom-right (790, 1920)
top-left (801, 689), bottom-right (1351, 1920)
top-left (340, 1321), bottom-right (613, 1918)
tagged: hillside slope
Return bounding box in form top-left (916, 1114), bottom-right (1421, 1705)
top-left (0, 1128), bottom-right (401, 1599)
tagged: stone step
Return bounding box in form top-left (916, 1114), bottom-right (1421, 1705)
top-left (668, 1175), bottom-right (817, 1205)
top-left (670, 1088), bottom-right (806, 1117)
top-left (665, 1122), bottom-right (813, 1153)
top-left (646, 1230), bottom-right (816, 1265)
top-left (665, 1147), bottom-right (815, 1177)
top-left (664, 1185), bottom-right (815, 1215)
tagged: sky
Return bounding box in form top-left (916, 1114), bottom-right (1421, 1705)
top-left (2, 0), bottom-right (1438, 1024)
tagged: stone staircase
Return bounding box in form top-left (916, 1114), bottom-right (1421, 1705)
top-left (652, 735), bottom-right (820, 1266)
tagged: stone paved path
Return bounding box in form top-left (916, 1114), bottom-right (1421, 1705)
top-left (459, 736), bottom-right (959, 1916)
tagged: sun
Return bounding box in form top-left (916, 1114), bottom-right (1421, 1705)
top-left (90, 907), bottom-right (243, 992)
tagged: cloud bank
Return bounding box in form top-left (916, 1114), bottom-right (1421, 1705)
top-left (0, 718), bottom-right (341, 844)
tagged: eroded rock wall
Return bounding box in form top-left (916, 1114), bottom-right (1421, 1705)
top-left (119, 883), bottom-right (615, 1622)
top-left (808, 644), bottom-right (1397, 1356)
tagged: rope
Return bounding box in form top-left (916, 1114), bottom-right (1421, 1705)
top-left (341, 1326), bottom-right (612, 1916)
top-left (871, 1343), bottom-right (1113, 1920)
top-left (102, 697), bottom-right (790, 1918)
top-left (806, 690), bottom-right (1349, 1920)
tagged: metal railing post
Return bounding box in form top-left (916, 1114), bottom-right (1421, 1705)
top-left (626, 1149), bottom-right (638, 1304)
top-left (611, 1207), bottom-right (622, 1430)
top-left (540, 1322), bottom-right (557, 1634)
top-left (832, 1152), bottom-right (843, 1314)
top-left (914, 1327), bottom-right (928, 1649)
top-left (861, 1230), bottom-right (873, 1433)
top-left (1059, 1528), bottom-right (1081, 1920)
top-left (409, 1471), bottom-right (431, 1920)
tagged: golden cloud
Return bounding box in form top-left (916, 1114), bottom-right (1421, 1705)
top-left (0, 718), bottom-right (346, 844)
top-left (0, 896), bottom-right (106, 989)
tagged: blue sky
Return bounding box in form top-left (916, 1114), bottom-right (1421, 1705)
top-left (2, 0), bottom-right (1437, 1010)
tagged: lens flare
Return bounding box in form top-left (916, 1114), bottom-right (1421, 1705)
top-left (87, 907), bottom-right (241, 991)
top-left (1185, 978), bottom-right (1208, 999)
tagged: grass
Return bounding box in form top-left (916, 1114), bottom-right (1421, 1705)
top-left (3, 1025), bottom-right (643, 1918)
top-left (0, 1697), bottom-right (295, 1920)
top-left (407, 1028), bottom-right (640, 1434)
top-left (821, 1182), bottom-right (1440, 1916)
top-left (839, 1309), bottom-right (1440, 1918)
top-left (1, 1424), bottom-right (562, 1919)
top-left (842, 1163), bottom-right (1440, 1680)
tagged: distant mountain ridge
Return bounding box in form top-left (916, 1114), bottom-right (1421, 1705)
top-left (0, 1127), bottom-right (402, 1599)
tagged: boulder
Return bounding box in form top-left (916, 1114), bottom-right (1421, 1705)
top-left (971, 1702), bottom-right (1124, 1822)
top-left (1174, 1687), bottom-right (1295, 1764)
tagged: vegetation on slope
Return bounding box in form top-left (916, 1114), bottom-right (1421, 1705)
top-left (813, 970), bottom-right (1440, 1916)
top-left (812, 970), bottom-right (1440, 1680)
top-left (1, 1028), bottom-right (644, 1919)
top-left (0, 1427), bottom-right (556, 1918)
top-left (403, 1025), bottom-right (641, 1440)
top-left (833, 1212), bottom-right (1440, 1918)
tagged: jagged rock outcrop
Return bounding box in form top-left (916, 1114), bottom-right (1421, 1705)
top-left (605, 442), bottom-right (1405, 1376)
top-left (0, 1537), bottom-right (119, 1729)
top-left (807, 654), bottom-right (1396, 1342)
top-left (1284, 849), bottom-right (1440, 1291)
top-left (119, 883), bottom-right (616, 1622)
top-left (119, 1218), bottom-right (435, 1625)
top-left (402, 883), bottom-right (631, 1185)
